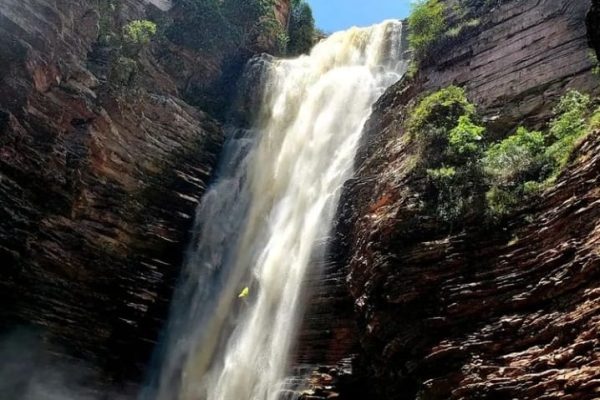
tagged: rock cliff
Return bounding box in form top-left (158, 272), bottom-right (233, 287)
top-left (1, 0), bottom-right (598, 398)
top-left (308, 0), bottom-right (600, 399)
top-left (0, 0), bottom-right (289, 390)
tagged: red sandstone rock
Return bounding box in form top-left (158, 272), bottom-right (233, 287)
top-left (0, 0), bottom-right (224, 386)
top-left (297, 1), bottom-right (600, 399)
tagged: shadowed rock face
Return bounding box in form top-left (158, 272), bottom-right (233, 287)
top-left (0, 0), bottom-right (293, 390)
top-left (337, 122), bottom-right (600, 399)
top-left (589, 0), bottom-right (600, 58)
top-left (0, 0), bottom-right (225, 387)
top-left (297, 0), bottom-right (600, 399)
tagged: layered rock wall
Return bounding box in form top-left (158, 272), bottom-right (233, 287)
top-left (0, 0), bottom-right (224, 386)
top-left (424, 0), bottom-right (597, 131)
top-left (316, 0), bottom-right (600, 398)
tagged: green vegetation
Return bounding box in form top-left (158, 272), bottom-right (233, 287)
top-left (484, 127), bottom-right (547, 185)
top-left (100, 0), bottom-right (317, 66)
top-left (408, 0), bottom-right (447, 61)
top-left (407, 87), bottom-right (597, 221)
top-left (406, 60), bottom-right (419, 79)
top-left (98, 0), bottom-right (122, 45)
top-left (407, 86), bottom-right (485, 222)
top-left (546, 90), bottom-right (591, 170)
top-left (483, 127), bottom-right (549, 216)
top-left (407, 86), bottom-right (475, 138)
top-left (222, 0), bottom-right (286, 51)
top-left (445, 17), bottom-right (480, 39)
top-left (166, 0), bottom-right (235, 52)
top-left (287, 0), bottom-right (316, 56)
top-left (484, 186), bottom-right (519, 217)
top-left (123, 20), bottom-right (157, 45)
top-left (166, 0), bottom-right (293, 55)
top-left (448, 115), bottom-right (485, 158)
top-left (588, 107), bottom-right (600, 130)
top-left (482, 90), bottom-right (595, 216)
top-left (406, 0), bottom-right (492, 74)
top-left (96, 6), bottom-right (154, 92)
top-left (109, 56), bottom-right (139, 88)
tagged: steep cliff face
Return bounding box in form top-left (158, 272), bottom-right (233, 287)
top-left (422, 0), bottom-right (597, 131)
top-left (0, 0), bottom-right (227, 384)
top-left (0, 0), bottom-right (291, 388)
top-left (320, 0), bottom-right (600, 399)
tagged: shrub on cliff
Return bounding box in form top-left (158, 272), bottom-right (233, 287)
top-left (546, 90), bottom-right (591, 170)
top-left (408, 86), bottom-right (475, 136)
top-left (484, 127), bottom-right (548, 185)
top-left (287, 0), bottom-right (316, 56)
top-left (448, 115), bottom-right (485, 159)
top-left (483, 90), bottom-right (594, 216)
top-left (408, 0), bottom-right (447, 61)
top-left (121, 19), bottom-right (158, 57)
top-left (166, 0), bottom-right (287, 54)
top-left (588, 106), bottom-right (600, 130)
top-left (166, 0), bottom-right (235, 52)
top-left (483, 127), bottom-right (550, 216)
top-left (109, 56), bottom-right (139, 90)
top-left (123, 20), bottom-right (157, 45)
top-left (409, 87), bottom-right (596, 220)
top-left (408, 86), bottom-right (486, 223)
top-left (98, 1), bottom-right (121, 45)
top-left (222, 0), bottom-right (285, 50)
top-left (408, 86), bottom-right (479, 166)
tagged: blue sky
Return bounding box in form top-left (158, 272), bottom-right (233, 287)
top-left (306, 0), bottom-right (412, 33)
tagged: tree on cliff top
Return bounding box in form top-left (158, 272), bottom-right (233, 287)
top-left (287, 0), bottom-right (316, 56)
top-left (167, 0), bottom-right (287, 54)
top-left (408, 0), bottom-right (446, 61)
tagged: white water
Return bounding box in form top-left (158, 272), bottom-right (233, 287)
top-left (145, 20), bottom-right (407, 400)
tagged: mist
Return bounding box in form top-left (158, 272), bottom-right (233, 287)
top-left (0, 328), bottom-right (129, 400)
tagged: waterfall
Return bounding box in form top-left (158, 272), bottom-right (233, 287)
top-left (144, 20), bottom-right (407, 400)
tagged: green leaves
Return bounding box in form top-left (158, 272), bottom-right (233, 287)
top-left (483, 127), bottom-right (546, 184)
top-left (449, 115), bottom-right (485, 156)
top-left (546, 90), bottom-right (591, 169)
top-left (407, 86), bottom-right (476, 139)
top-left (549, 90), bottom-right (589, 141)
top-left (123, 20), bottom-right (157, 45)
top-left (408, 86), bottom-right (485, 223)
top-left (408, 87), bottom-right (596, 220)
top-left (168, 0), bottom-right (290, 54)
top-left (408, 0), bottom-right (447, 60)
top-left (482, 127), bottom-right (548, 217)
top-left (287, 1), bottom-right (316, 56)
top-left (483, 90), bottom-right (595, 217)
top-left (167, 0), bottom-right (234, 52)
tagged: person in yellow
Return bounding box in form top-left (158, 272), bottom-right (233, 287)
top-left (238, 287), bottom-right (250, 299)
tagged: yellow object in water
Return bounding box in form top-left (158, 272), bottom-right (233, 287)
top-left (238, 287), bottom-right (249, 298)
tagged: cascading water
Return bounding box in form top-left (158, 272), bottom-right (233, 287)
top-left (143, 20), bottom-right (407, 400)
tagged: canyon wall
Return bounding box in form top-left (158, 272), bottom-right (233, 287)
top-left (0, 0), bottom-right (289, 389)
top-left (1, 0), bottom-right (598, 398)
top-left (312, 0), bottom-right (600, 399)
